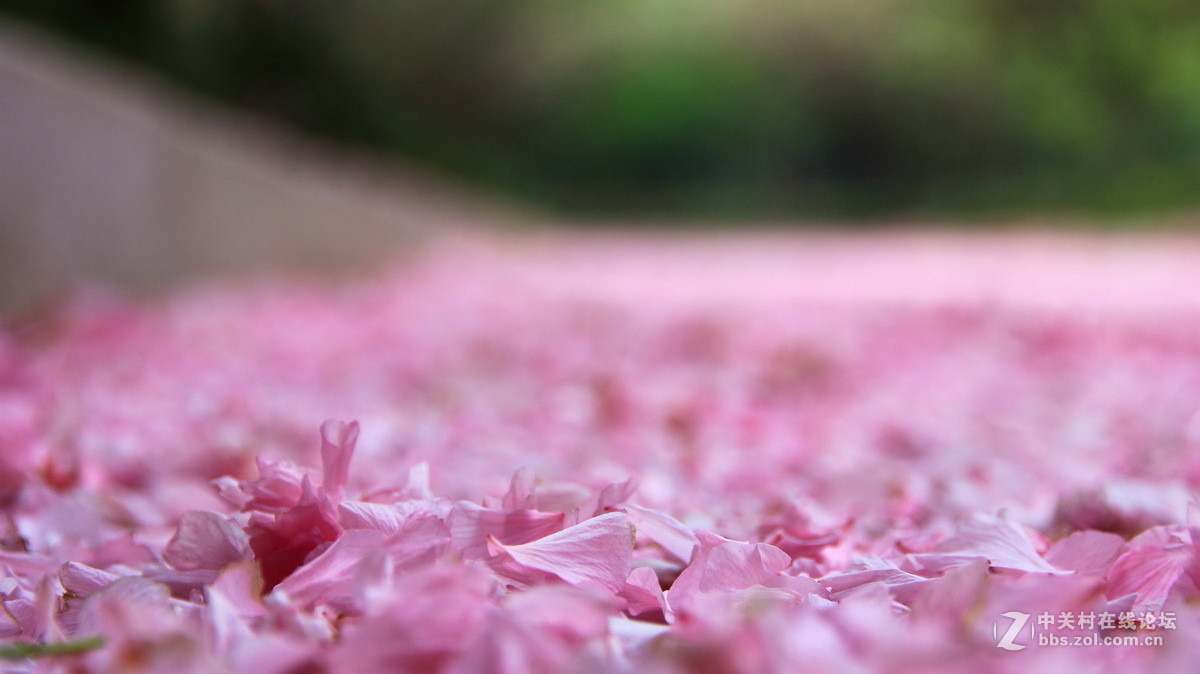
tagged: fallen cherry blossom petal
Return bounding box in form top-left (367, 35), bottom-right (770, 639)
top-left (487, 512), bottom-right (634, 593)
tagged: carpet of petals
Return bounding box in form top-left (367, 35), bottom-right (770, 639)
top-left (2, 234), bottom-right (1200, 672)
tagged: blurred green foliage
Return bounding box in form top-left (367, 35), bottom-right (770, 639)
top-left (4, 0), bottom-right (1200, 219)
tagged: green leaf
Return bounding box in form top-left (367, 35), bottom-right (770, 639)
top-left (0, 637), bottom-right (105, 659)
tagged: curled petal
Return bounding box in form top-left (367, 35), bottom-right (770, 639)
top-left (450, 502), bottom-right (565, 560)
top-left (320, 419), bottom-right (359, 500)
top-left (667, 531), bottom-right (791, 611)
top-left (1106, 544), bottom-right (1187, 612)
top-left (163, 510), bottom-right (252, 572)
top-left (488, 512), bottom-right (634, 593)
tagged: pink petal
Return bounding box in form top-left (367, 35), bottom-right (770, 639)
top-left (820, 557), bottom-right (929, 603)
top-left (141, 567), bottom-right (219, 596)
top-left (523, 482), bottom-right (592, 514)
top-left (247, 478), bottom-right (342, 591)
top-left (1188, 499), bottom-right (1200, 590)
top-left (488, 512), bottom-right (633, 593)
top-left (450, 502), bottom-right (565, 559)
top-left (163, 510), bottom-right (252, 571)
top-left (2, 576), bottom-right (61, 642)
top-left (230, 634), bottom-right (324, 674)
top-left (0, 582), bottom-right (35, 640)
top-left (59, 562), bottom-right (123, 635)
top-left (210, 562), bottom-right (267, 618)
top-left (277, 513), bottom-right (449, 608)
top-left (1044, 530), bottom-right (1125, 575)
top-left (59, 562), bottom-right (119, 597)
top-left (501, 468), bottom-right (536, 511)
top-left (75, 577), bottom-right (174, 638)
top-left (224, 457), bottom-right (306, 513)
top-left (909, 559), bottom-right (990, 623)
top-left (1129, 524), bottom-right (1186, 548)
top-left (380, 512), bottom-right (451, 570)
top-left (319, 419), bottom-right (359, 500)
top-left (334, 566), bottom-right (494, 671)
top-left (1106, 544), bottom-right (1187, 611)
top-left (667, 531), bottom-right (791, 611)
top-left (0, 551), bottom-right (60, 575)
top-left (920, 512), bottom-right (1065, 574)
top-left (275, 529), bottom-right (386, 607)
top-left (88, 533), bottom-right (157, 568)
top-left (624, 504), bottom-right (699, 564)
top-left (205, 577), bottom-right (254, 657)
top-left (445, 611), bottom-right (541, 674)
top-left (585, 478), bottom-right (638, 519)
top-left (338, 501), bottom-right (407, 534)
top-left (761, 575), bottom-right (835, 606)
top-left (619, 565), bottom-right (669, 619)
top-left (503, 585), bottom-right (615, 643)
top-left (450, 586), bottom-right (614, 674)
top-left (403, 462), bottom-right (434, 501)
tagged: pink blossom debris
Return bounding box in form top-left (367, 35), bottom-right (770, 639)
top-left (2, 233), bottom-right (1200, 672)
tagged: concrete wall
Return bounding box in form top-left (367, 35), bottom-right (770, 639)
top-left (0, 17), bottom-right (504, 313)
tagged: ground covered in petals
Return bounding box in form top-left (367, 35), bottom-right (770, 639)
top-left (2, 233), bottom-right (1200, 672)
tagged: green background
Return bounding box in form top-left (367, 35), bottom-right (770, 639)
top-left (5, 0), bottom-right (1200, 221)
